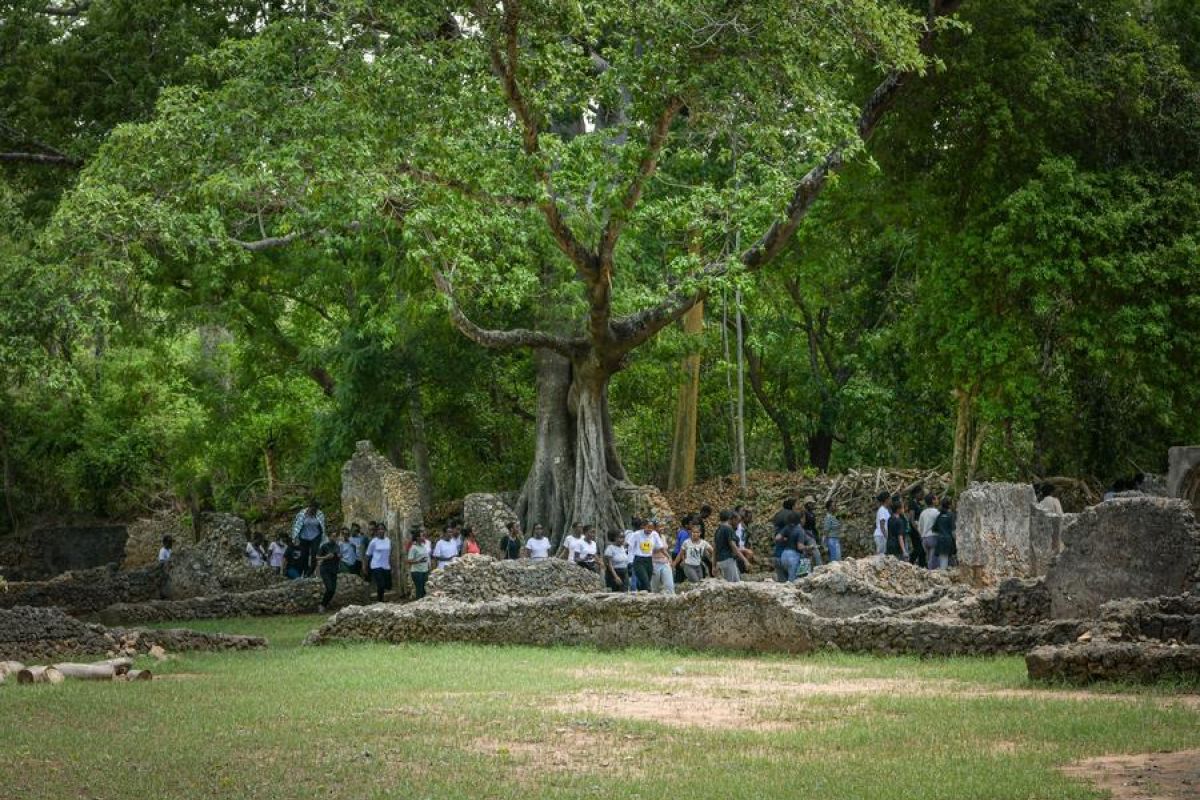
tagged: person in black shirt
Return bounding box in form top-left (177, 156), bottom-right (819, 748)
top-left (771, 499), bottom-right (799, 581)
top-left (284, 539), bottom-right (305, 579)
top-left (932, 497), bottom-right (956, 569)
top-left (314, 536), bottom-right (341, 612)
top-left (800, 496), bottom-right (824, 568)
top-left (499, 521), bottom-right (523, 560)
top-left (714, 510), bottom-right (746, 582)
top-left (885, 494), bottom-right (908, 559)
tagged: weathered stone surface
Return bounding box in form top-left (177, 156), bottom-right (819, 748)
top-left (123, 512), bottom-right (189, 569)
top-left (0, 563), bottom-right (165, 615)
top-left (957, 482), bottom-right (1038, 582)
top-left (1029, 507), bottom-right (1078, 575)
top-left (307, 581), bottom-right (1086, 657)
top-left (0, 524), bottom-right (129, 582)
top-left (96, 574), bottom-right (372, 625)
top-left (166, 512), bottom-right (282, 600)
top-left (1168, 445), bottom-right (1200, 511)
top-left (1026, 641), bottom-right (1200, 684)
top-left (793, 557), bottom-right (960, 619)
top-left (462, 494), bottom-right (519, 557)
top-left (1045, 498), bottom-right (1200, 619)
top-left (341, 441), bottom-right (423, 597)
top-left (805, 556), bottom-right (953, 596)
top-left (899, 578), bottom-right (1050, 627)
top-left (612, 484), bottom-right (675, 529)
top-left (425, 555), bottom-right (604, 602)
top-left (0, 605), bottom-right (266, 662)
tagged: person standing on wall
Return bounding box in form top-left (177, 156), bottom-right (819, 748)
top-left (291, 500), bottom-right (326, 577)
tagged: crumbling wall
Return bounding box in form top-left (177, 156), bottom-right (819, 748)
top-left (96, 574), bottom-right (372, 625)
top-left (0, 605), bottom-right (266, 662)
top-left (1026, 641), bottom-right (1200, 684)
top-left (1045, 498), bottom-right (1200, 619)
top-left (425, 555), bottom-right (604, 601)
top-left (341, 441), bottom-right (424, 598)
top-left (1168, 445), bottom-right (1200, 512)
top-left (0, 564), bottom-right (165, 615)
top-left (956, 482), bottom-right (1038, 582)
top-left (0, 524), bottom-right (129, 582)
top-left (613, 484), bottom-right (675, 530)
top-left (1028, 507), bottom-right (1077, 576)
top-left (165, 512), bottom-right (282, 599)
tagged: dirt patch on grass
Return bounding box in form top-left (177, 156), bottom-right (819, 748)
top-left (469, 724), bottom-right (647, 777)
top-left (1061, 750), bottom-right (1200, 799)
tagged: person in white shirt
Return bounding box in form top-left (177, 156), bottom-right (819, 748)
top-left (874, 491), bottom-right (891, 556)
top-left (646, 520), bottom-right (675, 594)
top-left (917, 494), bottom-right (941, 571)
top-left (627, 519), bottom-right (667, 593)
top-left (523, 524), bottom-right (553, 561)
top-left (432, 529), bottom-right (459, 569)
top-left (1036, 483), bottom-right (1064, 515)
top-left (245, 535), bottom-right (267, 568)
top-left (557, 522), bottom-right (584, 561)
top-left (365, 527), bottom-right (393, 601)
top-left (604, 532), bottom-right (630, 591)
top-left (157, 535), bottom-right (173, 599)
top-left (673, 524), bottom-right (712, 583)
top-left (267, 534), bottom-right (288, 575)
top-left (573, 525), bottom-right (599, 571)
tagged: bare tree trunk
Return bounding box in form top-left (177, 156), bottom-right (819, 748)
top-left (0, 424), bottom-right (17, 534)
top-left (807, 431), bottom-right (834, 473)
top-left (406, 375), bottom-right (434, 512)
top-left (667, 301), bottom-right (704, 490)
top-left (734, 287), bottom-right (748, 489)
top-left (952, 387), bottom-right (971, 494)
top-left (569, 355), bottom-right (626, 538)
top-left (263, 443), bottom-right (279, 505)
top-left (516, 349), bottom-right (575, 539)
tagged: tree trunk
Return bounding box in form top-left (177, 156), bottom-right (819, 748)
top-left (263, 443), bottom-right (279, 505)
top-left (807, 430), bottom-right (834, 473)
top-left (733, 287), bottom-right (748, 489)
top-left (952, 387), bottom-right (971, 494)
top-left (667, 301), bottom-right (704, 490)
top-left (569, 355), bottom-right (626, 538)
top-left (406, 375), bottom-right (435, 512)
top-left (516, 349), bottom-right (576, 541)
top-left (17, 666), bottom-right (64, 684)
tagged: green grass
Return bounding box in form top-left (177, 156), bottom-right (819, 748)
top-left (2, 616), bottom-right (1198, 800)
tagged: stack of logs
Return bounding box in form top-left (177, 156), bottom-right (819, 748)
top-left (0, 657), bottom-right (152, 684)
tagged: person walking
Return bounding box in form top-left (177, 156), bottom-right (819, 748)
top-left (337, 528), bottom-right (360, 576)
top-left (932, 497), bottom-right (956, 569)
top-left (284, 538), bottom-right (305, 579)
top-left (673, 521), bottom-right (711, 584)
top-left (499, 521), bottom-right (523, 560)
top-left (918, 494), bottom-right (940, 570)
top-left (776, 518), bottom-right (804, 582)
top-left (315, 533), bottom-right (341, 612)
top-left (365, 526), bottom-right (392, 601)
top-left (647, 520), bottom-right (675, 594)
top-left (604, 532), bottom-right (630, 591)
top-left (885, 495), bottom-right (908, 560)
top-left (626, 519), bottom-right (659, 592)
top-left (432, 528), bottom-right (459, 569)
top-left (874, 491), bottom-right (891, 556)
top-left (406, 529), bottom-right (432, 599)
top-left (291, 500), bottom-right (326, 577)
top-left (715, 510), bottom-right (747, 582)
top-left (267, 534), bottom-right (288, 575)
top-left (821, 500), bottom-right (843, 562)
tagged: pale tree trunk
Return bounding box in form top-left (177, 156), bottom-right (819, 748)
top-left (516, 349), bottom-right (575, 541)
top-left (568, 356), bottom-right (627, 538)
top-left (734, 287), bottom-right (748, 489)
top-left (406, 375), bottom-right (434, 512)
top-left (667, 301), bottom-right (704, 490)
top-left (952, 386), bottom-right (987, 492)
top-left (263, 443), bottom-right (279, 505)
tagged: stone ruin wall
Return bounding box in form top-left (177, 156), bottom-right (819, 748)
top-left (341, 441), bottom-right (424, 597)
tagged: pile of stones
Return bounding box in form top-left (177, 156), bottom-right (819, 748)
top-left (0, 605), bottom-right (266, 662)
top-left (425, 555), bottom-right (604, 601)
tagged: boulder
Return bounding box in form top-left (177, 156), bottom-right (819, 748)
top-left (1028, 507), bottom-right (1078, 575)
top-left (341, 441), bottom-right (424, 597)
top-left (1045, 498), bottom-right (1200, 619)
top-left (956, 482), bottom-right (1038, 582)
top-left (1167, 445), bottom-right (1200, 511)
top-left (425, 555), bottom-right (604, 602)
top-left (462, 493), bottom-right (519, 557)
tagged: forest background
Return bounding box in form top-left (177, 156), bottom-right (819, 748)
top-left (1, 0), bottom-right (1198, 534)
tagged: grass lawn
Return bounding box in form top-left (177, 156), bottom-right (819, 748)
top-left (2, 615), bottom-right (1198, 799)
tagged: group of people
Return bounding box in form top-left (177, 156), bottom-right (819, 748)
top-left (176, 489), bottom-right (963, 611)
top-left (872, 490), bottom-right (958, 569)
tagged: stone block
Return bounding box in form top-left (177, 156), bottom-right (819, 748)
top-left (425, 555), bottom-right (604, 601)
top-left (1045, 498), bottom-right (1200, 619)
top-left (341, 441), bottom-right (424, 597)
top-left (1167, 445), bottom-right (1200, 510)
top-left (956, 482), bottom-right (1038, 581)
top-left (462, 494), bottom-right (519, 557)
top-left (1029, 508), bottom-right (1078, 575)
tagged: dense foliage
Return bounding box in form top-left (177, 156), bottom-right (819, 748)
top-left (1, 0), bottom-right (1197, 529)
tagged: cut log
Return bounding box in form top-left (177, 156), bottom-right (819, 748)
top-left (52, 663), bottom-right (122, 681)
top-left (0, 660), bottom-right (26, 679)
top-left (123, 669), bottom-right (153, 681)
top-left (91, 657), bottom-right (133, 674)
top-left (17, 666), bottom-right (65, 684)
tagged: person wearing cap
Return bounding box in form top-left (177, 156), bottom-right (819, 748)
top-left (406, 528), bottom-right (432, 598)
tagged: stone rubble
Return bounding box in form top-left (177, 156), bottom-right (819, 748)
top-left (425, 555), bottom-right (604, 602)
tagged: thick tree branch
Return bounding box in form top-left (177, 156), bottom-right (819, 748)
top-left (40, 1), bottom-right (90, 16)
top-left (0, 151), bottom-right (82, 167)
top-left (477, 0), bottom-right (599, 277)
top-left (741, 0), bottom-right (963, 271)
top-left (431, 269), bottom-right (585, 357)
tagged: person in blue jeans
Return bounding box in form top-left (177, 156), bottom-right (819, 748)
top-left (777, 522), bottom-right (803, 582)
top-left (821, 499), bottom-right (843, 562)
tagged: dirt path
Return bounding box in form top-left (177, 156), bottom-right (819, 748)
top-left (1061, 750), bottom-right (1200, 800)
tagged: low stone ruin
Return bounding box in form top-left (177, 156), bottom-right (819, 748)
top-left (462, 493), bottom-right (519, 556)
top-left (0, 563), bottom-right (166, 615)
top-left (956, 482), bottom-right (1039, 582)
top-left (95, 574), bottom-right (372, 625)
top-left (794, 558), bottom-right (959, 619)
top-left (0, 605), bottom-right (266, 662)
top-left (0, 523), bottom-right (130, 582)
top-left (1025, 594), bottom-right (1200, 683)
top-left (425, 555), bottom-right (604, 602)
top-left (1168, 445), bottom-right (1200, 511)
top-left (342, 441), bottom-right (424, 598)
top-left (1044, 498), bottom-right (1200, 619)
top-left (165, 512), bottom-right (283, 599)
